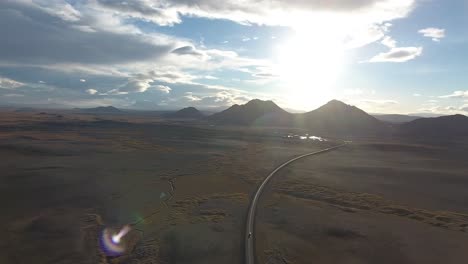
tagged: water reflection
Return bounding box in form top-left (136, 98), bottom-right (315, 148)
top-left (285, 134), bottom-right (327, 141)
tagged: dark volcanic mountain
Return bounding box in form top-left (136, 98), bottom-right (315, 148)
top-left (208, 99), bottom-right (292, 126)
top-left (295, 100), bottom-right (389, 135)
top-left (79, 106), bottom-right (122, 113)
top-left (165, 107), bottom-right (204, 119)
top-left (400, 114), bottom-right (468, 137)
top-left (208, 99), bottom-right (390, 135)
top-left (373, 114), bottom-right (422, 124)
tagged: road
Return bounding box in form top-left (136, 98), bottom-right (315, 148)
top-left (244, 144), bottom-right (346, 264)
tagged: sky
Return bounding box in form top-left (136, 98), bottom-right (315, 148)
top-left (0, 0), bottom-right (467, 114)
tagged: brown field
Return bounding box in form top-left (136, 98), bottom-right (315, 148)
top-left (257, 143), bottom-right (468, 264)
top-left (1, 110), bottom-right (468, 263)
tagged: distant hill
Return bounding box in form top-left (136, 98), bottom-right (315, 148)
top-left (78, 106), bottom-right (122, 114)
top-left (208, 99), bottom-right (292, 126)
top-left (296, 100), bottom-right (389, 135)
top-left (373, 114), bottom-right (422, 123)
top-left (165, 107), bottom-right (204, 119)
top-left (400, 114), bottom-right (468, 137)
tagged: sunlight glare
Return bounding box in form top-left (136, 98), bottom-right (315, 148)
top-left (275, 27), bottom-right (344, 110)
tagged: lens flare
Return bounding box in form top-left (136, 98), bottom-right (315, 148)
top-left (100, 225), bottom-right (131, 256)
top-left (112, 225), bottom-right (131, 244)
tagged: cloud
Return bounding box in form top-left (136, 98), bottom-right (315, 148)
top-left (154, 85), bottom-right (172, 94)
top-left (171, 46), bottom-right (204, 57)
top-left (418, 27), bottom-right (445, 42)
top-left (118, 78), bottom-right (154, 93)
top-left (86, 88), bottom-right (98, 95)
top-left (0, 0), bottom-right (420, 110)
top-left (183, 92), bottom-right (202, 102)
top-left (202, 75), bottom-right (218, 80)
top-left (439, 90), bottom-right (468, 99)
top-left (413, 93), bottom-right (421, 96)
top-left (92, 0), bottom-right (416, 53)
top-left (418, 104), bottom-right (466, 115)
top-left (0, 1), bottom-right (175, 65)
top-left (92, 0), bottom-right (415, 27)
top-left (369, 47), bottom-right (422, 62)
top-left (26, 0), bottom-right (82, 22)
top-left (381, 36), bottom-right (396, 48)
top-left (177, 91), bottom-right (251, 108)
top-left (0, 77), bottom-right (24, 89)
top-left (80, 79), bottom-right (86, 82)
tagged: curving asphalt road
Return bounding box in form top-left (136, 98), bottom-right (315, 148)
top-left (245, 144), bottom-right (346, 264)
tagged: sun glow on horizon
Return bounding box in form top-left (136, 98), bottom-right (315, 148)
top-left (274, 27), bottom-right (345, 110)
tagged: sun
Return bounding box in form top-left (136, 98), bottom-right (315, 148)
top-left (275, 30), bottom-right (344, 110)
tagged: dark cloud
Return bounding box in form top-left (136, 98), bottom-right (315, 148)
top-left (0, 2), bottom-right (173, 65)
top-left (171, 46), bottom-right (204, 57)
top-left (369, 47), bottom-right (422, 62)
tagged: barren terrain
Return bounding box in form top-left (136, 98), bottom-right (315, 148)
top-left (1, 110), bottom-right (467, 263)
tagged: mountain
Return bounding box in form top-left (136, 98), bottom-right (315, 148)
top-left (295, 100), bottom-right (389, 135)
top-left (407, 113), bottom-right (446, 118)
top-left (400, 114), bottom-right (468, 137)
top-left (78, 106), bottom-right (122, 113)
top-left (165, 107), bottom-right (204, 119)
top-left (208, 99), bottom-right (292, 126)
top-left (373, 114), bottom-right (422, 123)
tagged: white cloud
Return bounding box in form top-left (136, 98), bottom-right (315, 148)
top-left (369, 46), bottom-right (422, 62)
top-left (413, 93), bottom-right (421, 96)
top-left (418, 104), bottom-right (466, 115)
top-left (86, 88), bottom-right (98, 95)
top-left (177, 90), bottom-right (251, 108)
top-left (183, 92), bottom-right (202, 101)
top-left (80, 79), bottom-right (86, 82)
top-left (242, 37), bottom-right (251, 42)
top-left (118, 78), bottom-right (153, 93)
top-left (381, 36), bottom-right (396, 48)
top-left (154, 85), bottom-right (172, 94)
top-left (28, 0), bottom-right (82, 22)
top-left (201, 75), bottom-right (218, 80)
top-left (439, 90), bottom-right (468, 99)
top-left (92, 0), bottom-right (415, 27)
top-left (91, 0), bottom-right (416, 53)
top-left (0, 77), bottom-right (24, 89)
top-left (418, 27), bottom-right (445, 42)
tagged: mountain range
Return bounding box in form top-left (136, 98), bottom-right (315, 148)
top-left (77, 99), bottom-right (468, 138)
top-left (164, 107), bottom-right (205, 119)
top-left (372, 114), bottom-right (423, 124)
top-left (75, 106), bottom-right (122, 114)
top-left (206, 99), bottom-right (468, 137)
